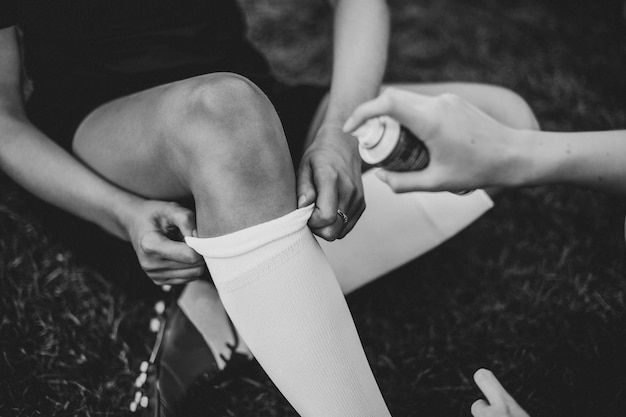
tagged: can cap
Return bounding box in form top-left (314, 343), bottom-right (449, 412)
top-left (352, 117), bottom-right (385, 149)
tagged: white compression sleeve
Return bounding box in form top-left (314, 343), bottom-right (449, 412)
top-left (318, 170), bottom-right (494, 294)
top-left (185, 205), bottom-right (391, 417)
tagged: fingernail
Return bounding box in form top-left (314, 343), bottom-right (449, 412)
top-left (297, 194), bottom-right (307, 208)
top-left (475, 368), bottom-right (490, 381)
top-left (375, 170), bottom-right (387, 181)
top-left (192, 229), bottom-right (198, 238)
top-left (342, 117), bottom-right (354, 133)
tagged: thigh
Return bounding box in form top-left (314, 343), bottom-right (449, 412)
top-left (72, 74), bottom-right (225, 200)
top-left (389, 82), bottom-right (537, 130)
top-left (72, 80), bottom-right (189, 199)
top-left (307, 82), bottom-right (536, 144)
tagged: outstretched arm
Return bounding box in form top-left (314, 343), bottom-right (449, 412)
top-left (297, 0), bottom-right (390, 240)
top-left (0, 27), bottom-right (203, 284)
top-left (514, 129), bottom-right (626, 193)
top-left (344, 88), bottom-right (626, 194)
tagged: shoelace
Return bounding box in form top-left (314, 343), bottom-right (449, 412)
top-left (130, 291), bottom-right (254, 413)
top-left (129, 294), bottom-right (170, 413)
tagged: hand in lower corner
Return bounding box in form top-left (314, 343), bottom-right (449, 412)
top-left (471, 368), bottom-right (531, 417)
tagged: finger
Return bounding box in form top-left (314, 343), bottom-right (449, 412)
top-left (141, 232), bottom-right (204, 264)
top-left (152, 277), bottom-right (198, 286)
top-left (470, 399), bottom-right (490, 417)
top-left (166, 205), bottom-right (197, 238)
top-left (310, 213), bottom-right (345, 241)
top-left (376, 169), bottom-right (438, 193)
top-left (337, 201), bottom-right (365, 239)
top-left (327, 163), bottom-right (367, 239)
top-left (474, 369), bottom-right (507, 407)
top-left (342, 93), bottom-right (393, 133)
top-left (148, 266), bottom-right (207, 283)
top-left (315, 197), bottom-right (357, 241)
top-left (343, 88), bottom-right (430, 133)
top-left (308, 169), bottom-right (340, 232)
top-left (141, 257), bottom-right (206, 272)
top-left (296, 160), bottom-right (317, 209)
top-left (335, 181), bottom-right (365, 239)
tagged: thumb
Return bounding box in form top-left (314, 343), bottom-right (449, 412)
top-left (296, 160), bottom-right (317, 209)
top-left (343, 88), bottom-right (431, 133)
top-left (376, 169), bottom-right (437, 193)
top-left (164, 205), bottom-right (198, 238)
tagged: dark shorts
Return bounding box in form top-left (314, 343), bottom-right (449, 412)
top-left (30, 76), bottom-right (327, 295)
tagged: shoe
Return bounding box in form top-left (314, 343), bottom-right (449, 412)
top-left (130, 293), bottom-right (254, 417)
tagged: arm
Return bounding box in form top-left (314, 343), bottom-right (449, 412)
top-left (0, 27), bottom-right (203, 283)
top-left (323, 0), bottom-right (389, 127)
top-left (0, 28), bottom-right (133, 238)
top-left (343, 88), bottom-right (626, 194)
top-left (297, 0), bottom-right (390, 239)
top-left (515, 129), bottom-right (626, 193)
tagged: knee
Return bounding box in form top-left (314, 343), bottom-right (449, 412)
top-left (158, 73), bottom-right (294, 197)
top-left (162, 73), bottom-right (286, 162)
top-left (490, 86), bottom-right (540, 131)
top-left (161, 75), bottom-right (295, 235)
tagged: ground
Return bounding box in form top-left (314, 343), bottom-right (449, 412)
top-left (1, 0), bottom-right (626, 416)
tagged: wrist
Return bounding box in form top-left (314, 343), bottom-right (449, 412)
top-left (500, 128), bottom-right (538, 188)
top-left (107, 193), bottom-right (146, 241)
top-left (316, 123), bottom-right (359, 148)
top-left (318, 122), bottom-right (345, 132)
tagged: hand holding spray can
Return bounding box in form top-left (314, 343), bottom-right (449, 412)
top-left (352, 115), bottom-right (473, 194)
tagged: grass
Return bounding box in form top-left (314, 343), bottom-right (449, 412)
top-left (2, 0), bottom-right (626, 416)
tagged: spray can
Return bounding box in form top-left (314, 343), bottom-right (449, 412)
top-left (352, 116), bottom-right (429, 171)
top-left (353, 116), bottom-right (473, 194)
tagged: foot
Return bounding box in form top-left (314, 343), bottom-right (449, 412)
top-left (471, 369), bottom-right (531, 417)
top-left (131, 290), bottom-right (254, 416)
top-left (177, 280), bottom-right (253, 369)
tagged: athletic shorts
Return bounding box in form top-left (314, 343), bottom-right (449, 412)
top-left (29, 76), bottom-right (327, 295)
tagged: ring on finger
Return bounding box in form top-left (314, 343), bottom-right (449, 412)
top-left (336, 209), bottom-right (349, 224)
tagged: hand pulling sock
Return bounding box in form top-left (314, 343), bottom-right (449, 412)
top-left (185, 204), bottom-right (391, 417)
top-left (317, 170), bottom-right (494, 294)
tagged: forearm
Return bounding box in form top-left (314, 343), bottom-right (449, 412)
top-left (324, 0), bottom-right (389, 126)
top-left (511, 129), bottom-right (626, 192)
top-left (0, 113), bottom-right (142, 240)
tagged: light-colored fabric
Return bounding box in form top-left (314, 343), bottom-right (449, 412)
top-left (318, 170), bottom-right (494, 294)
top-left (185, 206), bottom-right (391, 417)
top-left (185, 204), bottom-right (315, 258)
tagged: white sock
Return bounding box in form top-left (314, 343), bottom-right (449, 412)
top-left (318, 170), bottom-right (494, 294)
top-left (179, 171), bottom-right (492, 379)
top-left (178, 280), bottom-right (252, 369)
top-left (185, 205), bottom-right (391, 417)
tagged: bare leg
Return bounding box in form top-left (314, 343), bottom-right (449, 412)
top-left (73, 73), bottom-right (391, 416)
top-left (74, 72), bottom-right (296, 406)
top-left (389, 82), bottom-right (539, 130)
top-left (74, 72), bottom-right (295, 236)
